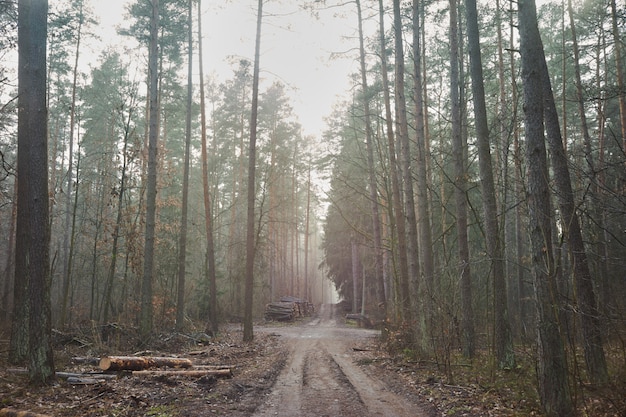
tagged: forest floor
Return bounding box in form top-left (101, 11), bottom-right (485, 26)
top-left (0, 305), bottom-right (624, 416)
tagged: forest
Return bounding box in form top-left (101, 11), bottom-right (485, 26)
top-left (0, 0), bottom-right (625, 415)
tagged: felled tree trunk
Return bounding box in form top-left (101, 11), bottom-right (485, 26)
top-left (132, 369), bottom-right (232, 378)
top-left (99, 356), bottom-right (192, 371)
top-left (0, 409), bottom-right (51, 417)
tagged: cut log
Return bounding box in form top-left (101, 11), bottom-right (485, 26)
top-left (56, 372), bottom-right (117, 380)
top-left (131, 369), bottom-right (232, 378)
top-left (0, 409), bottom-right (51, 417)
top-left (99, 356), bottom-right (192, 371)
top-left (192, 365), bottom-right (232, 370)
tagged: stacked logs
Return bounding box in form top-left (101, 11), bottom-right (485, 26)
top-left (264, 296), bottom-right (314, 321)
top-left (264, 302), bottom-right (298, 321)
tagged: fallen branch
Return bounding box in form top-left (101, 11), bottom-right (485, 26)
top-left (7, 369), bottom-right (117, 381)
top-left (0, 409), bottom-right (51, 417)
top-left (131, 369), bottom-right (232, 378)
top-left (99, 356), bottom-right (192, 371)
top-left (66, 376), bottom-right (105, 385)
top-left (56, 372), bottom-right (117, 380)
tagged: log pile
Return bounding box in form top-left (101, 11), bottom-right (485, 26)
top-left (280, 296), bottom-right (314, 316)
top-left (265, 302), bottom-right (298, 321)
top-left (264, 296), bottom-right (314, 321)
top-left (96, 355), bottom-right (232, 379)
top-left (19, 355), bottom-right (236, 384)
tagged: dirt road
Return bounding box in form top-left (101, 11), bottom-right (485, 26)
top-left (253, 304), bottom-right (430, 417)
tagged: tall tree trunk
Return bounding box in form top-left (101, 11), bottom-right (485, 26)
top-left (102, 108), bottom-right (133, 326)
top-left (60, 0), bottom-right (83, 329)
top-left (392, 0), bottom-right (419, 329)
top-left (560, 0), bottom-right (568, 155)
top-left (356, 0), bottom-right (385, 320)
top-left (2, 179), bottom-right (17, 322)
top-left (243, 0), bottom-right (263, 343)
top-left (351, 238), bottom-right (359, 313)
top-left (518, 0), bottom-right (572, 413)
top-left (412, 0), bottom-right (435, 352)
top-left (595, 32), bottom-right (610, 311)
top-left (64, 141), bottom-right (81, 326)
top-left (566, 0), bottom-right (595, 174)
top-left (496, 0), bottom-right (515, 338)
top-left (175, 0), bottom-right (193, 332)
top-left (304, 165), bottom-right (312, 301)
top-left (379, 0), bottom-right (408, 322)
top-left (536, 0), bottom-right (609, 384)
top-left (610, 0), bottom-right (626, 155)
top-left (89, 177), bottom-right (106, 321)
top-left (510, 7), bottom-right (528, 340)
top-left (449, 0), bottom-right (474, 359)
top-left (140, 0), bottom-right (160, 340)
top-left (465, 0), bottom-right (515, 369)
top-left (197, 0), bottom-right (218, 335)
top-left (15, 0), bottom-right (54, 383)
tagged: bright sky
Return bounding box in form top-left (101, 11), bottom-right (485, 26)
top-left (87, 0), bottom-right (364, 138)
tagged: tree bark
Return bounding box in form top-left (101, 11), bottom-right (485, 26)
top-left (1, 180), bottom-right (17, 322)
top-left (378, 0), bottom-right (409, 322)
top-left (355, 0), bottom-right (386, 320)
top-left (102, 97), bottom-right (134, 327)
top-left (197, 0), bottom-right (218, 335)
top-left (509, 7), bottom-right (529, 340)
top-left (16, 0), bottom-right (54, 384)
top-left (60, 0), bottom-right (83, 329)
top-left (412, 0), bottom-right (435, 352)
top-left (304, 165), bottom-right (312, 301)
top-left (449, 0), bottom-right (474, 359)
top-left (465, 0), bottom-right (514, 369)
top-left (536, 0), bottom-right (609, 384)
top-left (175, 0), bottom-right (193, 332)
top-left (392, 0), bottom-right (418, 327)
top-left (140, 0), bottom-right (160, 340)
top-left (610, 0), bottom-right (626, 155)
top-left (518, 0), bottom-right (572, 413)
top-left (243, 0), bottom-right (263, 343)
top-left (351, 238), bottom-right (359, 313)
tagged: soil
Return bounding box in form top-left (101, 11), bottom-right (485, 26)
top-left (253, 303), bottom-right (433, 417)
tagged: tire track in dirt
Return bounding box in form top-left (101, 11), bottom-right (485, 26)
top-left (300, 341), bottom-right (367, 416)
top-left (253, 305), bottom-right (429, 417)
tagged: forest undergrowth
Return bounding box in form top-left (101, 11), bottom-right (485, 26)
top-left (376, 325), bottom-right (626, 416)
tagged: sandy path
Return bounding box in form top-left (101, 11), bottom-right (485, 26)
top-left (253, 304), bottom-right (429, 417)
